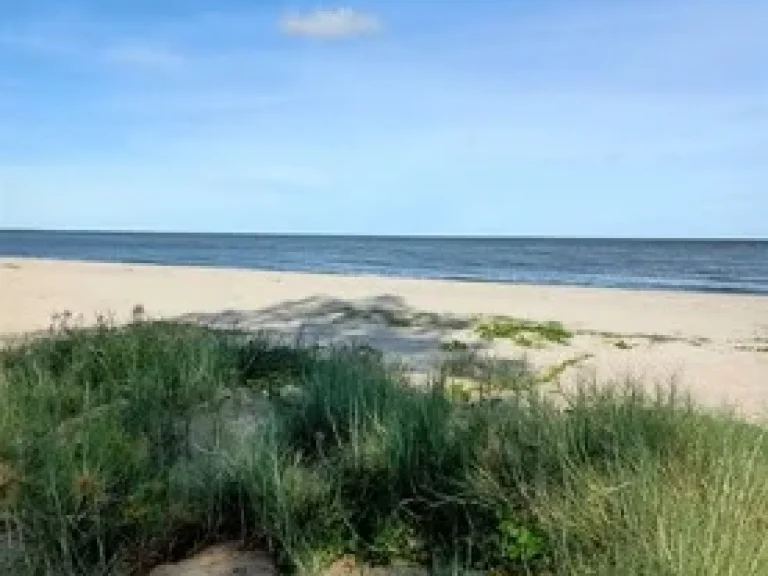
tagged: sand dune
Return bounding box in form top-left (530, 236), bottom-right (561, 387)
top-left (2, 258), bottom-right (767, 416)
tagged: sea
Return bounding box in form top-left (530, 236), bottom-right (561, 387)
top-left (1, 230), bottom-right (767, 295)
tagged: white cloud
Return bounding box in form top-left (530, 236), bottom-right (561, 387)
top-left (279, 8), bottom-right (380, 39)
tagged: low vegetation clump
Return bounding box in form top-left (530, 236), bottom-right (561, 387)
top-left (613, 339), bottom-right (633, 350)
top-left (0, 320), bottom-right (766, 575)
top-left (475, 318), bottom-right (572, 347)
top-left (535, 354), bottom-right (594, 384)
top-left (332, 303), bottom-right (469, 331)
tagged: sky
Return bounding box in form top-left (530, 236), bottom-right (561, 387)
top-left (0, 0), bottom-right (766, 237)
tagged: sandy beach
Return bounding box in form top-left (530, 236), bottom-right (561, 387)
top-left (2, 257), bottom-right (767, 416)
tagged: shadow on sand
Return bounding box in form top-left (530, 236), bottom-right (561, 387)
top-left (176, 294), bottom-right (483, 371)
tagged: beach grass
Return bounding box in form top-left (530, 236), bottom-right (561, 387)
top-left (0, 320), bottom-right (766, 575)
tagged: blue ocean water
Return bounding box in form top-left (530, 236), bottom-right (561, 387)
top-left (1, 230), bottom-right (767, 295)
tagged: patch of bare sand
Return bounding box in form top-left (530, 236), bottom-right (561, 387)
top-left (147, 546), bottom-right (433, 576)
top-left (148, 543), bottom-right (276, 576)
top-left (1, 258), bottom-right (767, 416)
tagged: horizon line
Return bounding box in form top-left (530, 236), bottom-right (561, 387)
top-left (1, 227), bottom-right (767, 242)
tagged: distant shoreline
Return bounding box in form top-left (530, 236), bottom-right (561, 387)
top-left (2, 229), bottom-right (768, 296)
top-left (3, 255), bottom-right (768, 297)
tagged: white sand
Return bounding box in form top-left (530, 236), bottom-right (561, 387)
top-left (2, 258), bottom-right (767, 416)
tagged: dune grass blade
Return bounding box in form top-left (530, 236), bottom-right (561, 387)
top-left (0, 321), bottom-right (765, 575)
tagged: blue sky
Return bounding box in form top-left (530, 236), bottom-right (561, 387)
top-left (0, 0), bottom-right (766, 237)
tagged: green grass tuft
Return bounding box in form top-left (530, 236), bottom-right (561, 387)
top-left (476, 318), bottom-right (572, 347)
top-left (0, 321), bottom-right (765, 575)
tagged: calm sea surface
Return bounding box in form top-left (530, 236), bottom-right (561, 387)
top-left (1, 230), bottom-right (767, 295)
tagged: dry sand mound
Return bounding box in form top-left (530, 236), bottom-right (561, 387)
top-left (149, 543), bottom-right (276, 576)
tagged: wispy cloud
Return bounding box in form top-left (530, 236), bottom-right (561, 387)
top-left (279, 8), bottom-right (380, 39)
top-left (0, 29), bottom-right (80, 59)
top-left (103, 42), bottom-right (188, 70)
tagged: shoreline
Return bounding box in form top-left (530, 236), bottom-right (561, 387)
top-left (2, 230), bottom-right (767, 297)
top-left (4, 254), bottom-right (768, 296)
top-left (2, 257), bottom-right (767, 416)
top-left (2, 256), bottom-right (768, 336)
top-left (2, 256), bottom-right (767, 297)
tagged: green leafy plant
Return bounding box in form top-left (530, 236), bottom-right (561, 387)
top-left (476, 317), bottom-right (572, 347)
top-left (499, 519), bottom-right (546, 563)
